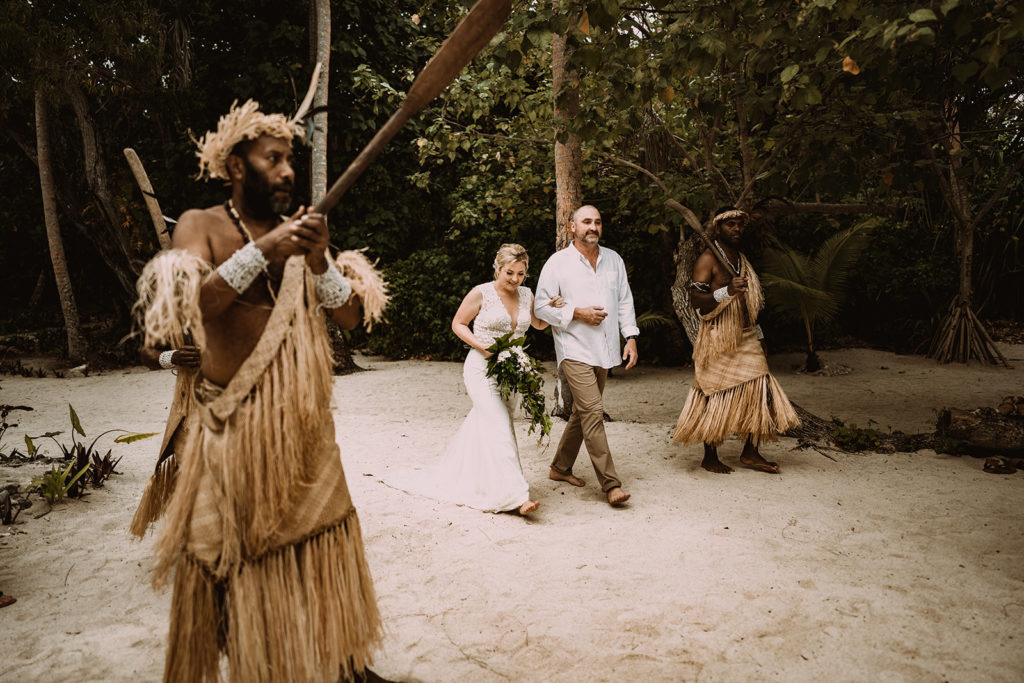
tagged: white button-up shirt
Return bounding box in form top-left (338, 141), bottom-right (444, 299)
top-left (534, 242), bottom-right (639, 369)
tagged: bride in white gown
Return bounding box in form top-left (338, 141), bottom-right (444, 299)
top-left (387, 244), bottom-right (562, 516)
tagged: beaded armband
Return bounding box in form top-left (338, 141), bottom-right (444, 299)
top-left (713, 286), bottom-right (730, 303)
top-left (158, 350), bottom-right (176, 369)
top-left (690, 281), bottom-right (710, 293)
top-left (217, 242), bottom-right (269, 294)
top-left (313, 261), bottom-right (353, 310)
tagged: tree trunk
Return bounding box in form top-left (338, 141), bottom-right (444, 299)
top-left (309, 0), bottom-right (358, 374)
top-left (550, 7), bottom-right (582, 419)
top-left (925, 107), bottom-right (1008, 366)
top-left (65, 82), bottom-right (138, 300)
top-left (310, 0), bottom-right (330, 203)
top-left (552, 24), bottom-right (582, 252)
top-left (947, 112), bottom-right (974, 311)
top-left (35, 88), bottom-right (86, 362)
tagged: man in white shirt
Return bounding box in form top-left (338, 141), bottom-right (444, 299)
top-left (534, 205), bottom-right (639, 506)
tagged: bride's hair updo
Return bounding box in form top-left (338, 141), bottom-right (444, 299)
top-left (493, 243), bottom-right (529, 278)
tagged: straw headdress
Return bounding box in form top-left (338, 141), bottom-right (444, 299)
top-left (193, 99), bottom-right (304, 181)
top-left (193, 65), bottom-right (322, 181)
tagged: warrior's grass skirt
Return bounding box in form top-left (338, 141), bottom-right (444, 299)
top-left (674, 327), bottom-right (799, 447)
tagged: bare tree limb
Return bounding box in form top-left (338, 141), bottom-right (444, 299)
top-left (756, 198), bottom-right (904, 217)
top-left (668, 133), bottom-right (735, 202)
top-left (974, 152), bottom-right (1024, 228)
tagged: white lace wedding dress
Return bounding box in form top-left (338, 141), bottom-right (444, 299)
top-left (386, 282), bottom-right (533, 512)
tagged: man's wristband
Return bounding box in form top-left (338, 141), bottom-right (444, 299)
top-left (158, 350), bottom-right (176, 369)
top-left (313, 260), bottom-right (353, 310)
top-left (217, 242), bottom-right (269, 294)
top-left (713, 286), bottom-right (730, 303)
top-left (626, 335), bottom-right (638, 341)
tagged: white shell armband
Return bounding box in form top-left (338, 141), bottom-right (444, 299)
top-left (713, 286), bottom-right (730, 303)
top-left (217, 241), bottom-right (268, 294)
top-left (313, 261), bottom-right (353, 310)
top-left (159, 350), bottom-right (176, 369)
top-left (756, 325), bottom-right (764, 341)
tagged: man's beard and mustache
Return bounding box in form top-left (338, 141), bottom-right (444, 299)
top-left (240, 159), bottom-right (293, 218)
top-left (717, 230), bottom-right (743, 248)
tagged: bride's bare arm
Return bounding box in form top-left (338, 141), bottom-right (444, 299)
top-left (530, 293), bottom-right (564, 330)
top-left (451, 288), bottom-right (491, 355)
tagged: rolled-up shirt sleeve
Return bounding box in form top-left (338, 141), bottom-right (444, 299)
top-left (616, 258), bottom-right (639, 339)
top-left (534, 260), bottom-right (574, 329)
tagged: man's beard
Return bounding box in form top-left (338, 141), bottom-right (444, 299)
top-left (716, 231), bottom-right (742, 248)
top-left (241, 160), bottom-right (292, 218)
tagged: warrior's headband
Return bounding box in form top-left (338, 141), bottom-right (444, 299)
top-left (713, 208), bottom-right (748, 224)
top-left (193, 99), bottom-right (304, 181)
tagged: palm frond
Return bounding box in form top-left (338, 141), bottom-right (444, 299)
top-left (636, 310), bottom-right (675, 332)
top-left (760, 274), bottom-right (840, 322)
top-left (811, 219), bottom-right (878, 296)
top-left (761, 246), bottom-right (811, 286)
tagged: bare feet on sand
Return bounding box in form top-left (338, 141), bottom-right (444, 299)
top-left (739, 441), bottom-right (779, 473)
top-left (549, 469), bottom-right (585, 487)
top-left (740, 453), bottom-right (779, 473)
top-left (701, 442), bottom-right (779, 474)
top-left (701, 446), bottom-right (734, 474)
top-left (606, 487), bottom-right (630, 506)
top-left (517, 500), bottom-right (540, 516)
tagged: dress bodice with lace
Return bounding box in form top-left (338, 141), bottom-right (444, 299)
top-left (472, 283), bottom-right (532, 349)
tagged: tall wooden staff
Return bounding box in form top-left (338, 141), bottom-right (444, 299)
top-left (123, 147), bottom-right (171, 249)
top-left (666, 200), bottom-right (738, 277)
top-left (312, 0), bottom-right (511, 214)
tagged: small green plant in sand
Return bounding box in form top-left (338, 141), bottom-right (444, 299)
top-left (30, 460), bottom-right (92, 505)
top-left (832, 419), bottom-right (884, 452)
top-left (24, 404), bottom-right (157, 498)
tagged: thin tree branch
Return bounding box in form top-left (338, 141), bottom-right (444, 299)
top-left (623, 15), bottom-right (652, 40)
top-left (620, 6), bottom-right (689, 12)
top-left (590, 151), bottom-right (705, 234)
top-left (667, 133), bottom-right (735, 201)
top-left (757, 199), bottom-right (904, 216)
top-left (974, 152), bottom-right (1024, 228)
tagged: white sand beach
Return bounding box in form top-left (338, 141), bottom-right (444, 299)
top-left (2, 345), bottom-right (1023, 682)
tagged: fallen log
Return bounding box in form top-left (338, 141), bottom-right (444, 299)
top-left (936, 407), bottom-right (1024, 454)
top-left (997, 394), bottom-right (1024, 417)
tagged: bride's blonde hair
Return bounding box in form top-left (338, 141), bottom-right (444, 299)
top-left (493, 243), bottom-right (529, 279)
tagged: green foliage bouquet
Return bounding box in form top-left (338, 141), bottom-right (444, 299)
top-left (485, 332), bottom-right (551, 437)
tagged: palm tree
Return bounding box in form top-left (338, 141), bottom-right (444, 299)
top-left (760, 220), bottom-right (878, 372)
top-left (35, 87), bottom-right (87, 362)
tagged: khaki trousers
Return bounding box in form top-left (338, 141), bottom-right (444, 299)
top-left (550, 359), bottom-right (621, 492)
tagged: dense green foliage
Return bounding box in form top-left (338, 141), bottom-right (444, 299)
top-left (1, 0), bottom-right (1021, 363)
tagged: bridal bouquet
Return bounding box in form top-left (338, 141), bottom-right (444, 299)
top-left (485, 332), bottom-right (552, 437)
